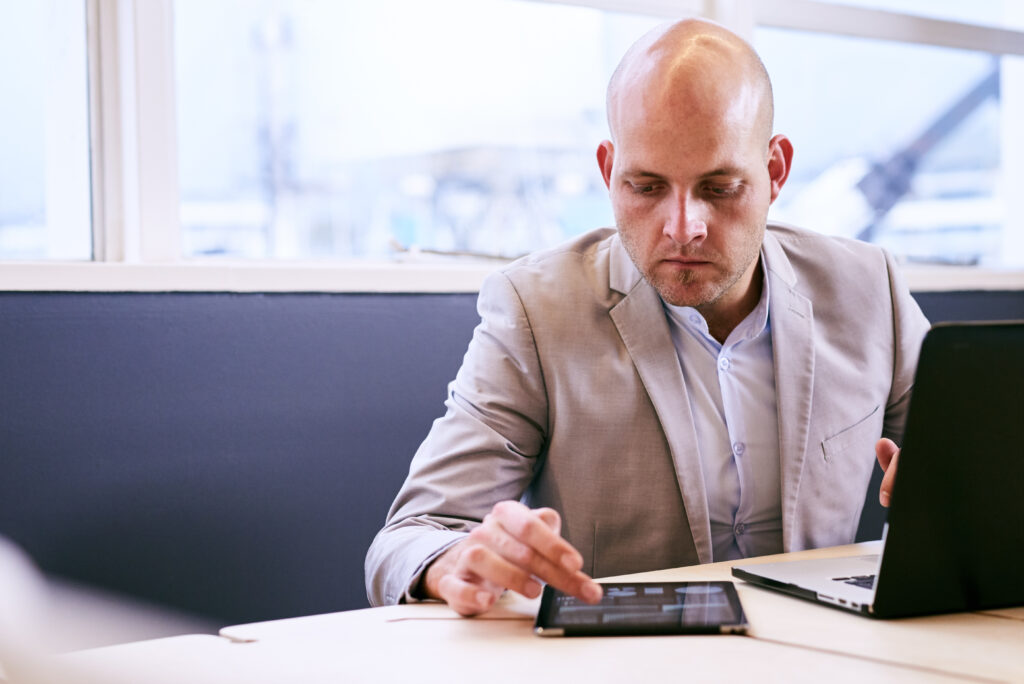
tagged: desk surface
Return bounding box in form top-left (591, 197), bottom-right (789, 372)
top-left (55, 543), bottom-right (1024, 684)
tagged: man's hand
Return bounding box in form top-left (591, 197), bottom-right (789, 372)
top-left (421, 501), bottom-right (604, 616)
top-left (876, 438), bottom-right (900, 507)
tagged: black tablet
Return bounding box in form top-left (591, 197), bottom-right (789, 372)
top-left (534, 581), bottom-right (747, 637)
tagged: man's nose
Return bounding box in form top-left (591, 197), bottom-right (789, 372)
top-left (663, 195), bottom-right (708, 244)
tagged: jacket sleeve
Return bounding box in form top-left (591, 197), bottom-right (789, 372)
top-left (881, 249), bottom-right (931, 444)
top-left (364, 269), bottom-right (550, 606)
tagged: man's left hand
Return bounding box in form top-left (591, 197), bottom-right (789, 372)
top-left (875, 438), bottom-right (900, 507)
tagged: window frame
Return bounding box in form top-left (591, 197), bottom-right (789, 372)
top-left (2, 0), bottom-right (1022, 292)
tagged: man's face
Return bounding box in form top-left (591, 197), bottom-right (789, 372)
top-left (599, 94), bottom-right (785, 318)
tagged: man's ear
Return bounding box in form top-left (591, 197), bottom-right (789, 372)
top-left (596, 140), bottom-right (615, 189)
top-left (767, 134), bottom-right (794, 203)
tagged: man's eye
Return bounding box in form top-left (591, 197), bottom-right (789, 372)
top-left (632, 183), bottom-right (658, 195)
top-left (706, 184), bottom-right (740, 198)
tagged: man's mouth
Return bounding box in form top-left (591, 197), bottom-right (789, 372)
top-left (663, 257), bottom-right (710, 265)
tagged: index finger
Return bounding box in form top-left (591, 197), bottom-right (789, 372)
top-left (487, 503), bottom-right (601, 604)
top-left (490, 501), bottom-right (582, 572)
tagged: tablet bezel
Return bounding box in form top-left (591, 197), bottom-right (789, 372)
top-left (533, 580), bottom-right (748, 637)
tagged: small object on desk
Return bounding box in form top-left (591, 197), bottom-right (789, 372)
top-left (534, 581), bottom-right (747, 637)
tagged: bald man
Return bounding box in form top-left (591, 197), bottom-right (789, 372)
top-left (365, 19), bottom-right (929, 616)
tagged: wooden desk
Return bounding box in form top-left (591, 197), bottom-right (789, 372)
top-left (604, 541), bottom-right (1024, 682)
top-left (54, 543), bottom-right (1023, 684)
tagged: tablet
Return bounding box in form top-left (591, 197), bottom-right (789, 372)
top-left (534, 581), bottom-right (747, 637)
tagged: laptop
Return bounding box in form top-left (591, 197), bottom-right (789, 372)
top-left (732, 321), bottom-right (1024, 619)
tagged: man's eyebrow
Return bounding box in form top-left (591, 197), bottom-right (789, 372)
top-left (619, 168), bottom-right (665, 180)
top-left (619, 167), bottom-right (747, 181)
top-left (701, 167), bottom-right (746, 180)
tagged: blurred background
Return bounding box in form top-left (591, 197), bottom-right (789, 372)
top-left (1, 0), bottom-right (1022, 267)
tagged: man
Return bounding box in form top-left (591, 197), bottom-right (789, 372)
top-left (365, 18), bottom-right (929, 616)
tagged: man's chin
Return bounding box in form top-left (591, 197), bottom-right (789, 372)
top-left (652, 280), bottom-right (719, 308)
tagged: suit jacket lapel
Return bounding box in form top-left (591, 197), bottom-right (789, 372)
top-left (607, 236), bottom-right (713, 564)
top-left (762, 231), bottom-right (815, 552)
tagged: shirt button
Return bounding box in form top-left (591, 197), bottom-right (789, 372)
top-left (735, 523), bottom-right (746, 535)
top-left (718, 357), bottom-right (731, 371)
top-left (689, 314), bottom-right (701, 326)
top-left (733, 442), bottom-right (746, 456)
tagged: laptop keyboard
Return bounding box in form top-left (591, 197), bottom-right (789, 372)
top-left (832, 574), bottom-right (876, 589)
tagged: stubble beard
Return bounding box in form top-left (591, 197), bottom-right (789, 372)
top-left (653, 264), bottom-right (728, 309)
top-left (625, 239), bottom-right (756, 311)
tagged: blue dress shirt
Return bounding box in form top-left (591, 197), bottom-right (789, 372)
top-left (662, 259), bottom-right (782, 562)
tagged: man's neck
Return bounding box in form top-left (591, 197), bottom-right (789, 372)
top-left (698, 264), bottom-right (764, 344)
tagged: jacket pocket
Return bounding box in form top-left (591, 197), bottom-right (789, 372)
top-left (821, 405), bottom-right (880, 463)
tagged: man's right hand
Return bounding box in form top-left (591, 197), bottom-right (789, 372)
top-left (421, 500), bottom-right (604, 616)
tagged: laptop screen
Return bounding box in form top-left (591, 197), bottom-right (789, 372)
top-left (873, 321), bottom-right (1024, 617)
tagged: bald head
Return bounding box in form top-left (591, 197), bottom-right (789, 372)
top-left (606, 19), bottom-right (774, 148)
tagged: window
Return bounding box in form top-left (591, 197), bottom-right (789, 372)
top-left (3, 0), bottom-right (1024, 290)
top-left (760, 30), bottom-right (1013, 266)
top-left (814, 0), bottom-right (1024, 31)
top-left (174, 0), bottom-right (659, 259)
top-left (170, 0), bottom-right (1024, 269)
top-left (0, 1), bottom-right (91, 260)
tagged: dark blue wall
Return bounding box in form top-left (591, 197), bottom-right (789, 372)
top-left (1, 289), bottom-right (1021, 624)
top-left (1, 292), bottom-right (480, 624)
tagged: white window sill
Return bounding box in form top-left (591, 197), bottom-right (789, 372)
top-left (0, 260), bottom-right (502, 293)
top-left (0, 260), bottom-right (1022, 293)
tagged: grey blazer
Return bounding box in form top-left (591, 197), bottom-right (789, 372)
top-left (365, 224), bottom-right (930, 606)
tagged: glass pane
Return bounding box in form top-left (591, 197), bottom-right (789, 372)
top-left (759, 28), bottom-right (1018, 267)
top-left (812, 0), bottom-right (1024, 31)
top-left (175, 0), bottom-right (660, 260)
top-left (0, 1), bottom-right (92, 260)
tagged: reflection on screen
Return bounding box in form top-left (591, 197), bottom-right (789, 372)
top-left (550, 582), bottom-right (738, 627)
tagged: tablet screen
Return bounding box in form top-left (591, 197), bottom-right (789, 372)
top-left (534, 581), bottom-right (747, 636)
